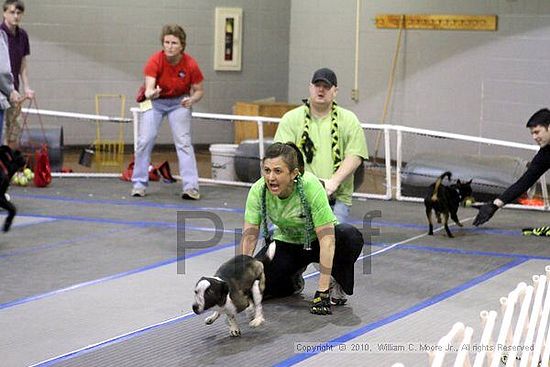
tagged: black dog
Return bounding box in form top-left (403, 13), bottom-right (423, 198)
top-left (0, 146), bottom-right (27, 232)
top-left (424, 171), bottom-right (473, 238)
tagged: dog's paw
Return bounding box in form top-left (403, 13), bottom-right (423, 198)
top-left (457, 222), bottom-right (463, 227)
top-left (205, 315), bottom-right (217, 325)
top-left (249, 316), bottom-right (265, 328)
top-left (229, 327), bottom-right (241, 337)
top-left (245, 305), bottom-right (255, 320)
top-left (3, 218), bottom-right (13, 232)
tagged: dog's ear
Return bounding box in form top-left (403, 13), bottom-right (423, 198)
top-left (466, 179), bottom-right (472, 185)
top-left (216, 281), bottom-right (230, 307)
top-left (193, 278), bottom-right (208, 297)
top-left (221, 281), bottom-right (230, 296)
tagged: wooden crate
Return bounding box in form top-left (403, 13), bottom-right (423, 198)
top-left (233, 101), bottom-right (298, 144)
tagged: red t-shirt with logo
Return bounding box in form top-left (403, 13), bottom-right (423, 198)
top-left (144, 51), bottom-right (204, 99)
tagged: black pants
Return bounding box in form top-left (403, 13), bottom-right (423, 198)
top-left (255, 223), bottom-right (364, 298)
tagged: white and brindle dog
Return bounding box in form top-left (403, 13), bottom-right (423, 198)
top-left (192, 253), bottom-right (270, 337)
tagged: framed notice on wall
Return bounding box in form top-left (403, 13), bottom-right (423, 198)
top-left (214, 7), bottom-right (243, 71)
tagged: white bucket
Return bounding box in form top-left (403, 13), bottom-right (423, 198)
top-left (209, 144), bottom-right (239, 181)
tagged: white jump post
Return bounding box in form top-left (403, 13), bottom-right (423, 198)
top-left (530, 269), bottom-right (550, 367)
top-left (429, 322), bottom-right (471, 367)
top-left (507, 284), bottom-right (534, 366)
top-left (455, 326), bottom-right (474, 367)
top-left (519, 274), bottom-right (547, 367)
top-left (490, 283), bottom-right (524, 366)
top-left (473, 310), bottom-right (498, 367)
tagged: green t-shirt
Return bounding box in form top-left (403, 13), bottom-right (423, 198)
top-left (244, 171), bottom-right (337, 245)
top-left (274, 104), bottom-right (368, 205)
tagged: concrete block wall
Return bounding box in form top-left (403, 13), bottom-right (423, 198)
top-left (13, 0), bottom-right (550, 159)
top-left (288, 0), bottom-right (550, 162)
top-left (21, 0), bottom-right (291, 145)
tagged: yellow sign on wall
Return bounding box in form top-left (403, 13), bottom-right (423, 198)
top-left (375, 14), bottom-right (497, 31)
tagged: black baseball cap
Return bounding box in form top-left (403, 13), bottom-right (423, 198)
top-left (311, 68), bottom-right (337, 87)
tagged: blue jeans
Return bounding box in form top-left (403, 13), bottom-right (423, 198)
top-left (332, 199), bottom-right (350, 224)
top-left (132, 97), bottom-right (198, 191)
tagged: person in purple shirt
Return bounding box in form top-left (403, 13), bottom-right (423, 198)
top-left (1, 0), bottom-right (33, 145)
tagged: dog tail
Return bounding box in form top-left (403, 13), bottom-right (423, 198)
top-left (266, 241), bottom-right (276, 261)
top-left (255, 241), bottom-right (276, 265)
top-left (431, 171), bottom-right (452, 201)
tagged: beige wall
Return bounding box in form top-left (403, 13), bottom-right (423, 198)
top-left (22, 0), bottom-right (291, 145)
top-left (17, 0), bottom-right (550, 152)
top-left (289, 0), bottom-right (550, 162)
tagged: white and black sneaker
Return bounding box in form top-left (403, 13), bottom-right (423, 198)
top-left (330, 277), bottom-right (347, 305)
top-left (181, 189), bottom-right (200, 200)
top-left (131, 188), bottom-right (145, 197)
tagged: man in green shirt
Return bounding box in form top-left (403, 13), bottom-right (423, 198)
top-left (275, 68), bottom-right (368, 223)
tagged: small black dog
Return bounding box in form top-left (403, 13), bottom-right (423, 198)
top-left (424, 171), bottom-right (473, 238)
top-left (0, 146), bottom-right (27, 232)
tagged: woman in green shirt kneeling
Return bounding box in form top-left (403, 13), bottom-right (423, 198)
top-left (240, 142), bottom-right (364, 315)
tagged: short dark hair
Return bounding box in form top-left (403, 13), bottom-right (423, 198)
top-left (526, 108), bottom-right (550, 129)
top-left (263, 142), bottom-right (304, 175)
top-left (3, 0), bottom-right (25, 12)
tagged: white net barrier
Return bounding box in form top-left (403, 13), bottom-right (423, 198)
top-left (131, 109), bottom-right (394, 198)
top-left (394, 126), bottom-right (548, 211)
top-left (20, 107), bottom-right (550, 212)
top-left (20, 105), bottom-right (133, 177)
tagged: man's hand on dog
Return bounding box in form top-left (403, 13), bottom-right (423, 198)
top-left (472, 203), bottom-right (499, 226)
top-left (310, 290), bottom-right (332, 315)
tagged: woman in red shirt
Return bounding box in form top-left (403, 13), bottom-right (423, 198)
top-left (132, 24), bottom-right (204, 200)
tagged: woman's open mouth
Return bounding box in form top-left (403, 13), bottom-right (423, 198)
top-left (268, 182), bottom-right (280, 193)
